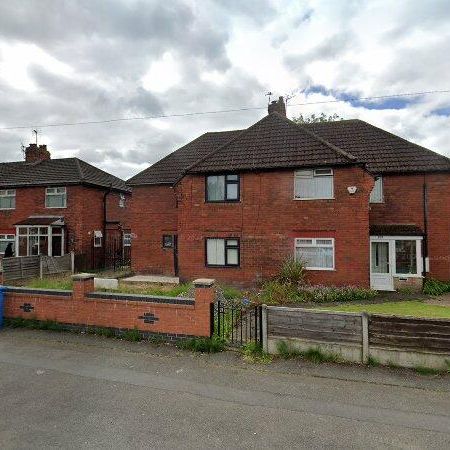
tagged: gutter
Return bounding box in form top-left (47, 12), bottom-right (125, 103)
top-left (103, 183), bottom-right (113, 262)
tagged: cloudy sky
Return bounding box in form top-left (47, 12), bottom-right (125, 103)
top-left (0, 0), bottom-right (449, 180)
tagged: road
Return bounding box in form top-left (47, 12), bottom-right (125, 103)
top-left (0, 329), bottom-right (449, 449)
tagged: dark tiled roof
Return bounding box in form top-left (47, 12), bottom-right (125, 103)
top-left (306, 120), bottom-right (450, 174)
top-left (370, 224), bottom-right (424, 236)
top-left (189, 113), bottom-right (355, 174)
top-left (0, 158), bottom-right (130, 192)
top-left (15, 216), bottom-right (64, 226)
top-left (127, 130), bottom-right (242, 185)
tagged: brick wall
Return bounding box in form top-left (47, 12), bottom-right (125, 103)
top-left (370, 173), bottom-right (450, 280)
top-left (177, 166), bottom-right (374, 287)
top-left (130, 185), bottom-right (178, 275)
top-left (2, 275), bottom-right (215, 338)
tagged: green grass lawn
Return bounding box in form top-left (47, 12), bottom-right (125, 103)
top-left (317, 301), bottom-right (450, 319)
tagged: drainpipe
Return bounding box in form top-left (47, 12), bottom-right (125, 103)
top-left (103, 183), bottom-right (113, 267)
top-left (422, 176), bottom-right (428, 277)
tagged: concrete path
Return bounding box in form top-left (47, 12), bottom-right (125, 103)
top-left (0, 329), bottom-right (449, 449)
top-left (122, 275), bottom-right (180, 284)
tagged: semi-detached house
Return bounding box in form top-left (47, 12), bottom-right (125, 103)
top-left (128, 97), bottom-right (450, 290)
top-left (0, 143), bottom-right (131, 269)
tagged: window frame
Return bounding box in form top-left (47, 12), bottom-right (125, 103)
top-left (0, 189), bottom-right (16, 210)
top-left (205, 174), bottom-right (240, 203)
top-left (45, 186), bottom-right (67, 209)
top-left (123, 232), bottom-right (132, 247)
top-left (294, 237), bottom-right (335, 271)
top-left (93, 230), bottom-right (103, 248)
top-left (205, 237), bottom-right (240, 268)
top-left (162, 234), bottom-right (174, 249)
top-left (0, 233), bottom-right (15, 254)
top-left (369, 176), bottom-right (383, 203)
top-left (294, 168), bottom-right (334, 200)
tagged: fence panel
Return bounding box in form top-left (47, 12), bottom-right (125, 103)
top-left (2, 256), bottom-right (40, 282)
top-left (268, 307), bottom-right (362, 344)
top-left (369, 315), bottom-right (450, 352)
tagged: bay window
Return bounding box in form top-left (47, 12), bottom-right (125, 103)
top-left (206, 174), bottom-right (240, 202)
top-left (0, 189), bottom-right (16, 210)
top-left (206, 238), bottom-right (240, 267)
top-left (295, 238), bottom-right (335, 270)
top-left (16, 226), bottom-right (64, 256)
top-left (294, 168), bottom-right (333, 200)
top-left (46, 187), bottom-right (67, 208)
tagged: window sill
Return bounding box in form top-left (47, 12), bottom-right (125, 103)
top-left (0, 208), bottom-right (15, 211)
top-left (205, 265), bottom-right (240, 269)
top-left (293, 197), bottom-right (335, 201)
top-left (305, 267), bottom-right (335, 271)
top-left (205, 200), bottom-right (241, 204)
top-left (45, 206), bottom-right (67, 209)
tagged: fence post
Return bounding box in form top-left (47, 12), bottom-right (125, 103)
top-left (39, 256), bottom-right (43, 279)
top-left (261, 304), bottom-right (268, 353)
top-left (70, 251), bottom-right (75, 274)
top-left (361, 312), bottom-right (369, 364)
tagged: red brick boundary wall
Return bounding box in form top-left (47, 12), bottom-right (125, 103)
top-left (1, 274), bottom-right (215, 339)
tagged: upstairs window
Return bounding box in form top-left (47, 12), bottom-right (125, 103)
top-left (46, 187), bottom-right (67, 208)
top-left (206, 238), bottom-right (240, 267)
top-left (119, 193), bottom-right (126, 208)
top-left (294, 168), bottom-right (333, 200)
top-left (295, 238), bottom-right (335, 270)
top-left (0, 189), bottom-right (16, 210)
top-left (206, 174), bottom-right (240, 202)
top-left (369, 176), bottom-right (383, 203)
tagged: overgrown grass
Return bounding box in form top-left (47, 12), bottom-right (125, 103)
top-left (177, 336), bottom-right (225, 353)
top-left (241, 342), bottom-right (272, 364)
top-left (220, 285), bottom-right (244, 300)
top-left (276, 341), bottom-right (340, 363)
top-left (414, 365), bottom-right (448, 376)
top-left (25, 275), bottom-right (73, 290)
top-left (98, 282), bottom-right (192, 297)
top-left (367, 356), bottom-right (381, 367)
top-left (5, 317), bottom-right (65, 331)
top-left (316, 301), bottom-right (450, 319)
top-left (121, 328), bottom-right (142, 342)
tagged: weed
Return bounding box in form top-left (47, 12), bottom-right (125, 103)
top-left (276, 340), bottom-right (303, 359)
top-left (121, 328), bottom-right (142, 342)
top-left (387, 360), bottom-right (401, 369)
top-left (241, 342), bottom-right (273, 364)
top-left (276, 341), bottom-right (339, 363)
top-left (423, 278), bottom-right (450, 296)
top-left (177, 336), bottom-right (225, 353)
top-left (367, 356), bottom-right (381, 367)
top-left (414, 365), bottom-right (445, 376)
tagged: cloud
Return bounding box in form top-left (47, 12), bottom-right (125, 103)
top-left (0, 0), bottom-right (449, 183)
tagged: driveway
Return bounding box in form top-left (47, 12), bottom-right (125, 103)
top-left (0, 329), bottom-right (449, 449)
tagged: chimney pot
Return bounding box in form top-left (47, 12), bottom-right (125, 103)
top-left (268, 96), bottom-right (286, 117)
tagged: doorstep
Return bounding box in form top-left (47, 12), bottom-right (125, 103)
top-left (122, 275), bottom-right (180, 285)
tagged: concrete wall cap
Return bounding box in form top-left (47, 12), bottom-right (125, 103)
top-left (193, 278), bottom-right (215, 287)
top-left (72, 273), bottom-right (95, 281)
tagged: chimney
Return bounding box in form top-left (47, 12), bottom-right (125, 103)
top-left (25, 143), bottom-right (51, 163)
top-left (268, 96), bottom-right (286, 117)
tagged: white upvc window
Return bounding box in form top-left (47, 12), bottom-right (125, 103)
top-left (206, 238), bottom-right (240, 267)
top-left (46, 187), bottom-right (67, 208)
top-left (294, 168), bottom-right (334, 200)
top-left (295, 238), bottom-right (335, 270)
top-left (0, 234), bottom-right (15, 254)
top-left (370, 176), bottom-right (383, 203)
top-left (0, 189), bottom-right (16, 210)
top-left (93, 230), bottom-right (103, 248)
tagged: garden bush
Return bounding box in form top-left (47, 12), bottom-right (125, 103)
top-left (423, 278), bottom-right (450, 296)
top-left (277, 258), bottom-right (306, 286)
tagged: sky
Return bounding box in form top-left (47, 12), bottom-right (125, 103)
top-left (0, 0), bottom-right (450, 181)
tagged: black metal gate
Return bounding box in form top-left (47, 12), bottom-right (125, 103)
top-left (211, 299), bottom-right (263, 347)
top-left (92, 235), bottom-right (131, 270)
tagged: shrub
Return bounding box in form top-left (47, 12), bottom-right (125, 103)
top-left (278, 258), bottom-right (306, 286)
top-left (302, 285), bottom-right (377, 303)
top-left (423, 278), bottom-right (450, 296)
top-left (259, 280), bottom-right (306, 305)
top-left (177, 336), bottom-right (225, 353)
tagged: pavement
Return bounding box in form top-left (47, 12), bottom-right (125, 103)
top-left (0, 329), bottom-right (449, 449)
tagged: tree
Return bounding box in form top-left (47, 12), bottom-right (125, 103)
top-left (291, 112), bottom-right (343, 124)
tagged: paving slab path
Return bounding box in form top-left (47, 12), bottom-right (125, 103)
top-left (0, 329), bottom-right (449, 449)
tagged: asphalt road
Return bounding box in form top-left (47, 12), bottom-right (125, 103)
top-left (0, 329), bottom-right (449, 449)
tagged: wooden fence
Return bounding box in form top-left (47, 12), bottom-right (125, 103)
top-left (266, 306), bottom-right (450, 369)
top-left (1, 253), bottom-right (73, 283)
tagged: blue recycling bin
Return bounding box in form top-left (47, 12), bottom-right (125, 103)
top-left (0, 285), bottom-right (4, 329)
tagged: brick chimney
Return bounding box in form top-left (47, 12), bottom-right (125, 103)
top-left (268, 96), bottom-right (286, 117)
top-left (25, 143), bottom-right (51, 162)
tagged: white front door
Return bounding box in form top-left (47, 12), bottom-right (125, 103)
top-left (370, 240), bottom-right (394, 291)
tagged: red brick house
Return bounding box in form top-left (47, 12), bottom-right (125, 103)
top-left (128, 97), bottom-right (450, 290)
top-left (0, 143), bottom-right (131, 269)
